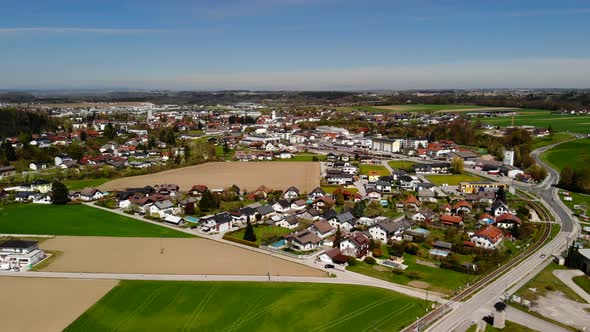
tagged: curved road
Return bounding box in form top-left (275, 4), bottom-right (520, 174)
top-left (427, 140), bottom-right (581, 332)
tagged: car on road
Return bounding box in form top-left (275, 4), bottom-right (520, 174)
top-left (324, 264), bottom-right (335, 269)
top-left (540, 254), bottom-right (546, 258)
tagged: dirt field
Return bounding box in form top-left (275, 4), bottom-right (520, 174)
top-left (0, 277), bottom-right (116, 332)
top-left (39, 236), bottom-right (325, 277)
top-left (99, 161), bottom-right (320, 192)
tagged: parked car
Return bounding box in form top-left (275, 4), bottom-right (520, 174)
top-left (324, 264), bottom-right (335, 269)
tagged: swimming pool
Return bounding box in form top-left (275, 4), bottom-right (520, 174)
top-left (270, 239), bottom-right (286, 248)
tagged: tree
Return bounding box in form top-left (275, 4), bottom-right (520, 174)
top-left (516, 206), bottom-right (530, 221)
top-left (51, 181), bottom-right (69, 205)
top-left (559, 166), bottom-right (575, 189)
top-left (526, 165), bottom-right (547, 182)
top-left (166, 130), bottom-right (176, 145)
top-left (80, 130), bottom-right (87, 142)
top-left (198, 189), bottom-right (219, 212)
top-left (103, 123), bottom-right (117, 139)
top-left (184, 202), bottom-right (195, 215)
top-left (1, 141), bottom-right (17, 161)
top-left (243, 217), bottom-right (257, 242)
top-left (335, 192), bottom-right (345, 206)
top-left (333, 226), bottom-right (343, 248)
top-left (351, 200), bottom-right (366, 218)
top-left (451, 156), bottom-right (464, 174)
top-left (496, 186), bottom-right (507, 203)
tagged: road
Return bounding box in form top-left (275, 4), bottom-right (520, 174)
top-left (427, 140), bottom-right (580, 332)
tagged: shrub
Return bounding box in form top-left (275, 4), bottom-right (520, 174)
top-left (364, 256), bottom-right (376, 265)
top-left (407, 271), bottom-right (421, 280)
top-left (347, 257), bottom-right (358, 266)
top-left (372, 248), bottom-right (383, 258)
top-left (222, 234), bottom-right (260, 248)
top-left (404, 243), bottom-right (419, 255)
top-left (392, 268), bottom-right (404, 275)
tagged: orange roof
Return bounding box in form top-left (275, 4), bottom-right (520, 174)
top-left (453, 200), bottom-right (472, 210)
top-left (475, 225), bottom-right (503, 243)
top-left (495, 213), bottom-right (522, 225)
top-left (403, 195), bottom-right (420, 206)
top-left (479, 213), bottom-right (494, 220)
top-left (441, 214), bottom-right (463, 224)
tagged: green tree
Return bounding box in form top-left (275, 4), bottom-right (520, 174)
top-left (333, 226), bottom-right (343, 248)
top-left (243, 217), bottom-right (257, 242)
top-left (222, 142), bottom-right (230, 155)
top-left (103, 123), bottom-right (116, 139)
top-left (51, 181), bottom-right (69, 205)
top-left (198, 189), bottom-right (219, 212)
top-left (166, 131), bottom-right (176, 145)
top-left (451, 156), bottom-right (464, 174)
top-left (80, 130), bottom-right (87, 142)
top-left (335, 192), bottom-right (345, 206)
top-left (496, 186), bottom-right (507, 203)
top-left (559, 166), bottom-right (575, 189)
top-left (2, 141), bottom-right (17, 161)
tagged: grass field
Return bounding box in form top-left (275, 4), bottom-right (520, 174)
top-left (347, 253), bottom-right (472, 295)
top-left (517, 263), bottom-right (586, 303)
top-left (467, 321), bottom-right (538, 332)
top-left (64, 280), bottom-right (427, 332)
top-left (541, 138), bottom-right (590, 171)
top-left (480, 111), bottom-right (590, 134)
top-left (573, 275), bottom-right (590, 295)
top-left (531, 133), bottom-right (575, 150)
top-left (0, 204), bottom-right (192, 237)
top-left (360, 164), bottom-right (390, 176)
top-left (227, 225), bottom-right (292, 244)
top-left (321, 185), bottom-right (358, 194)
top-left (425, 174), bottom-right (486, 186)
top-left (337, 104), bottom-right (496, 113)
top-left (63, 178), bottom-right (111, 190)
top-left (388, 160), bottom-right (417, 171)
top-left (560, 191), bottom-right (590, 219)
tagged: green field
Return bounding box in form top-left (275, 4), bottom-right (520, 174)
top-left (479, 110), bottom-right (590, 134)
top-left (337, 104), bottom-right (490, 113)
top-left (573, 275), bottom-right (590, 295)
top-left (360, 165), bottom-right (390, 176)
top-left (63, 178), bottom-right (111, 190)
top-left (320, 185), bottom-right (358, 194)
top-left (531, 133), bottom-right (575, 150)
top-left (388, 160), bottom-right (417, 171)
top-left (425, 174), bottom-right (486, 186)
top-left (541, 139), bottom-right (590, 172)
top-left (0, 204), bottom-right (192, 237)
top-left (560, 191), bottom-right (590, 219)
top-left (347, 253), bottom-right (472, 295)
top-left (227, 225), bottom-right (292, 244)
top-left (65, 280), bottom-right (427, 332)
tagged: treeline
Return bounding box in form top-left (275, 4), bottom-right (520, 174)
top-left (559, 167), bottom-right (590, 194)
top-left (0, 108), bottom-right (56, 137)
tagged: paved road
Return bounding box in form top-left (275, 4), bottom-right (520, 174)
top-left (428, 140), bottom-right (581, 332)
top-left (553, 269), bottom-right (590, 303)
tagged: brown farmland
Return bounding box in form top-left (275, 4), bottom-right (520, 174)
top-left (0, 277), bottom-right (116, 332)
top-left (99, 161), bottom-right (320, 192)
top-left (39, 236), bottom-right (325, 277)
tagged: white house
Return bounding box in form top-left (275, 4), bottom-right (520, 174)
top-left (0, 240), bottom-right (45, 269)
top-left (339, 232), bottom-right (370, 258)
top-left (275, 215), bottom-right (299, 229)
top-left (287, 230), bottom-right (322, 252)
top-left (470, 225), bottom-right (504, 249)
top-left (283, 186), bottom-right (300, 200)
top-left (32, 193), bottom-right (52, 204)
top-left (491, 200), bottom-right (510, 217)
top-left (272, 199), bottom-right (292, 214)
top-left (78, 188), bottom-right (105, 201)
top-left (149, 200), bottom-right (176, 218)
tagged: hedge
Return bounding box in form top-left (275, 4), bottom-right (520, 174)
top-left (222, 234), bottom-right (260, 248)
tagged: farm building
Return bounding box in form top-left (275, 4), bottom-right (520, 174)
top-left (0, 240), bottom-right (45, 269)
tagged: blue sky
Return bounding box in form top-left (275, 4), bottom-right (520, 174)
top-left (1, 0), bottom-right (590, 90)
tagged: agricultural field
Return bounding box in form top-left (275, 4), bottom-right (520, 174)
top-left (479, 110), bottom-right (590, 134)
top-left (360, 165), bottom-right (390, 176)
top-left (0, 204), bottom-right (191, 238)
top-left (99, 161), bottom-right (320, 193)
top-left (65, 280), bottom-right (427, 332)
top-left (39, 236), bottom-right (324, 276)
top-left (63, 178), bottom-right (111, 190)
top-left (388, 160), bottom-right (417, 171)
top-left (425, 174), bottom-right (486, 186)
top-left (541, 138), bottom-right (590, 171)
top-left (0, 277), bottom-right (117, 332)
top-left (337, 104), bottom-right (504, 113)
top-left (227, 225), bottom-right (292, 244)
top-left (347, 253), bottom-right (472, 295)
top-left (531, 133), bottom-right (575, 150)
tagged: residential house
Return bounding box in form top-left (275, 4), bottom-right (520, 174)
top-left (312, 196), bottom-right (335, 209)
top-left (403, 195), bottom-right (421, 210)
top-left (32, 193), bottom-right (52, 204)
top-left (453, 200), bottom-right (472, 214)
top-left (494, 213), bottom-right (522, 229)
top-left (272, 199), bottom-right (292, 214)
top-left (283, 186), bottom-right (300, 200)
top-left (201, 212), bottom-right (233, 233)
top-left (276, 215), bottom-right (299, 230)
top-left (366, 188), bottom-right (382, 201)
top-left (256, 204), bottom-right (275, 220)
top-left (308, 187), bottom-right (326, 200)
top-left (308, 220), bottom-right (335, 238)
top-left (189, 185), bottom-right (208, 199)
top-left (318, 247), bottom-right (348, 264)
top-left (471, 225), bottom-right (504, 249)
top-left (298, 208), bottom-right (321, 221)
top-left (411, 208), bottom-right (437, 223)
top-left (290, 199), bottom-right (307, 212)
top-left (29, 162), bottom-right (47, 171)
top-left (418, 189), bottom-right (436, 203)
top-left (0, 240), bottom-right (45, 268)
top-left (368, 219), bottom-right (406, 242)
top-left (286, 230), bottom-right (322, 252)
top-left (78, 188), bottom-right (105, 201)
top-left (440, 214), bottom-right (463, 227)
top-left (340, 232), bottom-right (370, 258)
top-left (491, 200), bottom-right (510, 217)
top-left (399, 175), bottom-right (420, 191)
top-left (329, 211), bottom-right (356, 232)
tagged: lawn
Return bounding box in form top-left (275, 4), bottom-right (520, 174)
top-left (321, 185), bottom-right (358, 194)
top-left (560, 191), bottom-right (590, 219)
top-left (531, 133), bottom-right (575, 150)
top-left (516, 263), bottom-right (586, 303)
top-left (360, 165), bottom-right (390, 176)
top-left (541, 138), bottom-right (590, 172)
top-left (63, 178), bottom-right (111, 191)
top-left (572, 275), bottom-right (590, 295)
top-left (388, 160), bottom-right (417, 171)
top-left (425, 174), bottom-right (486, 186)
top-left (347, 253), bottom-right (472, 295)
top-left (64, 280), bottom-right (427, 332)
top-left (0, 204), bottom-right (192, 238)
top-left (282, 153), bottom-right (325, 162)
top-left (480, 111), bottom-right (590, 134)
top-left (227, 225), bottom-right (292, 244)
